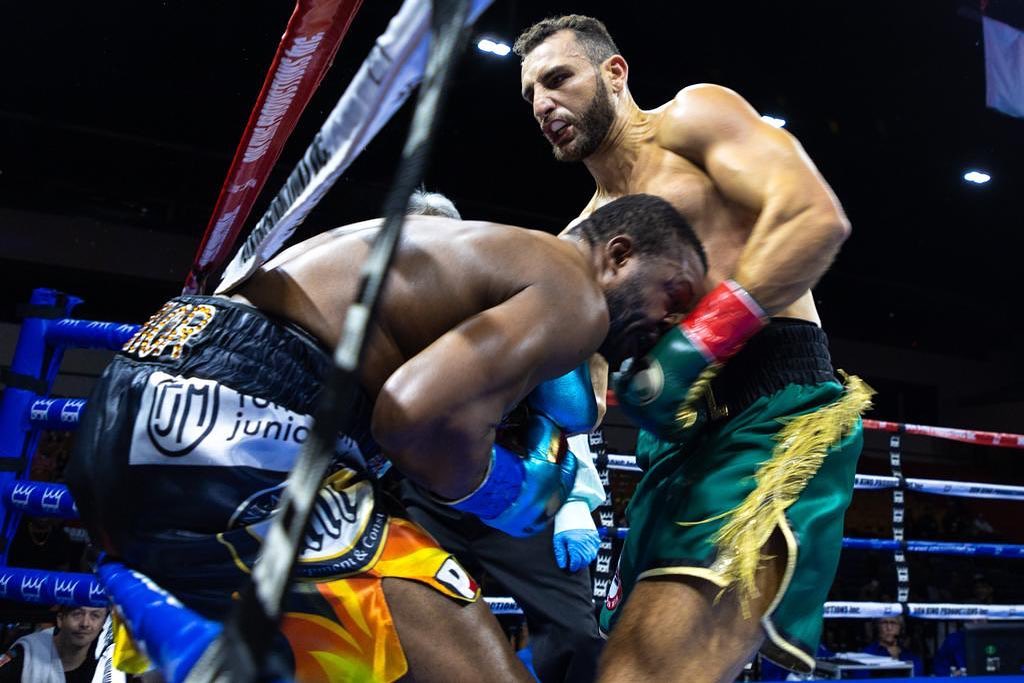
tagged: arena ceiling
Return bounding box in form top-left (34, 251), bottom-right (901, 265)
top-left (1, 1), bottom-right (1022, 365)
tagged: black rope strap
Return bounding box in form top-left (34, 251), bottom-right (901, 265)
top-left (590, 428), bottom-right (617, 601)
top-left (888, 429), bottom-right (910, 604)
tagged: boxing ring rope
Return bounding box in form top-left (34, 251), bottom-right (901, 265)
top-left (484, 596), bottom-right (1024, 621)
top-left (609, 454), bottom-right (1024, 500)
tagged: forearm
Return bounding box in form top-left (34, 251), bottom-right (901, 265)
top-left (733, 195), bottom-right (849, 314)
top-left (373, 393), bottom-right (497, 499)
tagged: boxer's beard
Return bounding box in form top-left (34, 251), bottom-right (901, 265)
top-left (599, 271), bottom-right (653, 368)
top-left (554, 76), bottom-right (615, 162)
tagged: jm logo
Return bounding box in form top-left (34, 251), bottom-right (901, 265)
top-left (0, 574), bottom-right (11, 597)
top-left (147, 377), bottom-right (220, 456)
top-left (89, 581), bottom-right (106, 603)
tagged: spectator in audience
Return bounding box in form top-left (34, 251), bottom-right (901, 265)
top-left (0, 604), bottom-right (106, 682)
top-left (861, 616), bottom-right (923, 677)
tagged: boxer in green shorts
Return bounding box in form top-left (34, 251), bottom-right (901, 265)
top-left (604, 318), bottom-right (872, 673)
top-left (513, 15), bottom-right (866, 680)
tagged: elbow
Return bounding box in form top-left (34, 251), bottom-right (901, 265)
top-left (371, 381), bottom-right (431, 456)
top-left (832, 211), bottom-right (852, 244)
top-left (809, 200), bottom-right (851, 249)
top-left (372, 383), bottom-right (485, 496)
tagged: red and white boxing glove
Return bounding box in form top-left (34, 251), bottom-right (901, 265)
top-left (614, 280), bottom-right (767, 440)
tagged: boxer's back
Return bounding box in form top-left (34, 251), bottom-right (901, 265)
top-left (236, 216), bottom-right (601, 399)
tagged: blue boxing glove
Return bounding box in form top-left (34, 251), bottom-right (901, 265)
top-left (552, 500), bottom-right (601, 572)
top-left (526, 362), bottom-right (598, 436)
top-left (449, 412), bottom-right (578, 537)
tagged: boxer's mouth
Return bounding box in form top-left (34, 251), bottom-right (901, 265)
top-left (544, 119), bottom-right (573, 145)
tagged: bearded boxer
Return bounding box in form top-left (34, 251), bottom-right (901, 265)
top-left (67, 194), bottom-right (706, 683)
top-left (516, 15), bottom-right (871, 682)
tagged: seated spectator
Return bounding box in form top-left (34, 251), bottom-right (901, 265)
top-left (859, 616), bottom-right (923, 677)
top-left (0, 604), bottom-right (106, 682)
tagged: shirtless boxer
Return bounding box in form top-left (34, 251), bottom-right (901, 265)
top-left (516, 15), bottom-right (871, 681)
top-left (66, 194), bottom-right (706, 682)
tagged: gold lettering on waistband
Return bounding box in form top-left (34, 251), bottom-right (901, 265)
top-left (123, 302), bottom-right (217, 360)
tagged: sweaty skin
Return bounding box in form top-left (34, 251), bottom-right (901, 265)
top-left (521, 30), bottom-right (850, 323)
top-left (521, 30), bottom-right (850, 421)
top-left (233, 215), bottom-right (696, 500)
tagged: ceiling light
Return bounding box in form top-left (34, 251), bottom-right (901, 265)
top-left (477, 38), bottom-right (511, 57)
top-left (963, 170), bottom-right (991, 184)
top-left (761, 115), bottom-right (786, 128)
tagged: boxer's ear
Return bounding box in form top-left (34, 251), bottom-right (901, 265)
top-left (605, 235), bottom-right (635, 272)
top-left (603, 55), bottom-right (628, 94)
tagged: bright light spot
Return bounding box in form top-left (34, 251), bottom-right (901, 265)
top-left (761, 115), bottom-right (786, 128)
top-left (477, 38), bottom-right (511, 57)
top-left (963, 170), bottom-right (991, 184)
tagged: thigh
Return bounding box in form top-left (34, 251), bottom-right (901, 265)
top-left (384, 577), bottom-right (532, 683)
top-left (599, 531), bottom-right (787, 683)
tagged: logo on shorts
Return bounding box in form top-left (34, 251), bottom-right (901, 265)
top-left (304, 480), bottom-right (364, 554)
top-left (123, 301), bottom-right (216, 360)
top-left (146, 376), bottom-right (220, 456)
top-left (605, 569), bottom-right (622, 611)
top-left (435, 557), bottom-right (479, 600)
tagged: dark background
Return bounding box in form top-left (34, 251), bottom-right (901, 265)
top-left (1, 0), bottom-right (1022, 425)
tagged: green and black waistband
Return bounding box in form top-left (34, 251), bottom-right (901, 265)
top-left (708, 318), bottom-right (835, 422)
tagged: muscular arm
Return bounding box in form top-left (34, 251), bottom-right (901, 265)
top-left (661, 84), bottom-right (850, 313)
top-left (372, 276), bottom-right (607, 499)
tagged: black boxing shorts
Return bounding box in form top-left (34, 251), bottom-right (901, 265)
top-left (67, 295), bottom-right (387, 617)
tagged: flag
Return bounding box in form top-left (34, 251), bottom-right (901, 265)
top-left (983, 3), bottom-right (1024, 118)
